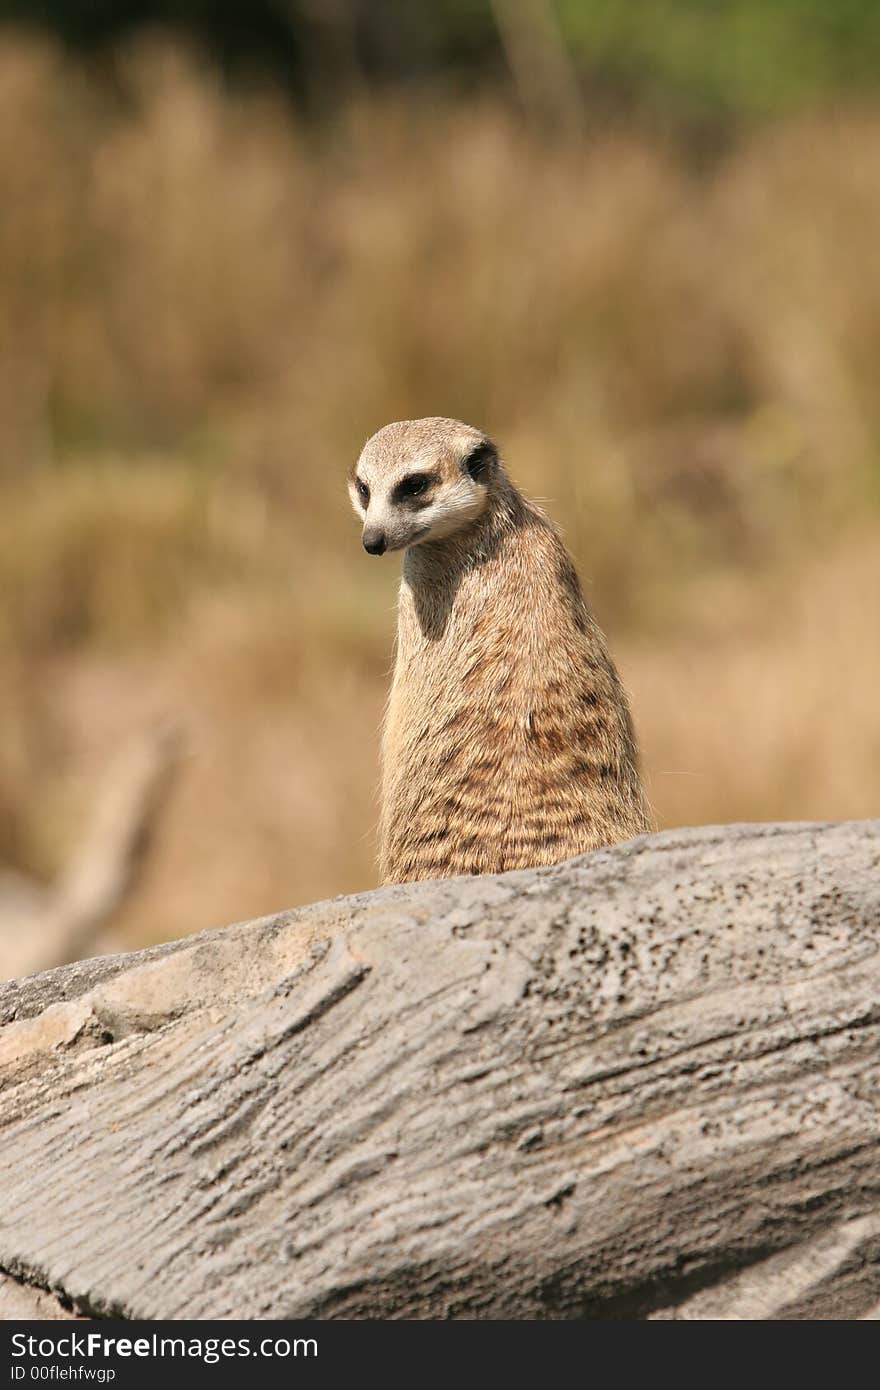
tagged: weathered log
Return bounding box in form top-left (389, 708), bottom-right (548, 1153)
top-left (0, 820), bottom-right (878, 1320)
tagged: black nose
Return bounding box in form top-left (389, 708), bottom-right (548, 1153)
top-left (363, 529), bottom-right (387, 555)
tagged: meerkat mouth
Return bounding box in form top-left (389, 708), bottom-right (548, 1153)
top-left (401, 525), bottom-right (432, 550)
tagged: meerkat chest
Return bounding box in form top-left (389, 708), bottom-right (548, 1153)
top-left (391, 558), bottom-right (563, 725)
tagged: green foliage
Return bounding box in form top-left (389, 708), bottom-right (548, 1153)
top-left (5, 0), bottom-right (880, 117)
top-left (557, 0), bottom-right (880, 115)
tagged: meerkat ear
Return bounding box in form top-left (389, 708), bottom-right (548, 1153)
top-left (461, 440), bottom-right (497, 481)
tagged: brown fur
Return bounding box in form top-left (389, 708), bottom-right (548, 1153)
top-left (350, 418), bottom-right (652, 884)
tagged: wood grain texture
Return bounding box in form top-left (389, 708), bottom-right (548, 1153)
top-left (0, 1272), bottom-right (78, 1320)
top-left (0, 820), bottom-right (878, 1320)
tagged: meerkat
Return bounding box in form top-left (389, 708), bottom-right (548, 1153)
top-left (349, 417), bottom-right (652, 884)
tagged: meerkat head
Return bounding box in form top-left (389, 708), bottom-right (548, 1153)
top-left (349, 417), bottom-right (499, 555)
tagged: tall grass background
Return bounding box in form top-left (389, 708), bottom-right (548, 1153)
top-left (1, 32), bottom-right (878, 945)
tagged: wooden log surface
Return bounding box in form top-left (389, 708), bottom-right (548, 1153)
top-left (0, 820), bottom-right (878, 1320)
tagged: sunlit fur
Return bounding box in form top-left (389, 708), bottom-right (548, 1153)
top-left (351, 417), bottom-right (653, 884)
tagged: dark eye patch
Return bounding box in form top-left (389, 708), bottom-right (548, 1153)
top-left (392, 472), bottom-right (437, 505)
top-left (354, 477), bottom-right (370, 506)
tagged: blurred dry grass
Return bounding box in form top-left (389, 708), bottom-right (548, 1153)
top-left (1, 33), bottom-right (878, 946)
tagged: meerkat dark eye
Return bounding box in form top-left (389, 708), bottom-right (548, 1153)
top-left (393, 472), bottom-right (433, 503)
top-left (462, 441), bottom-right (497, 481)
top-left (355, 478), bottom-right (370, 506)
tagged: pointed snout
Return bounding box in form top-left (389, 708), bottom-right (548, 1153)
top-left (362, 526), bottom-right (387, 556)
